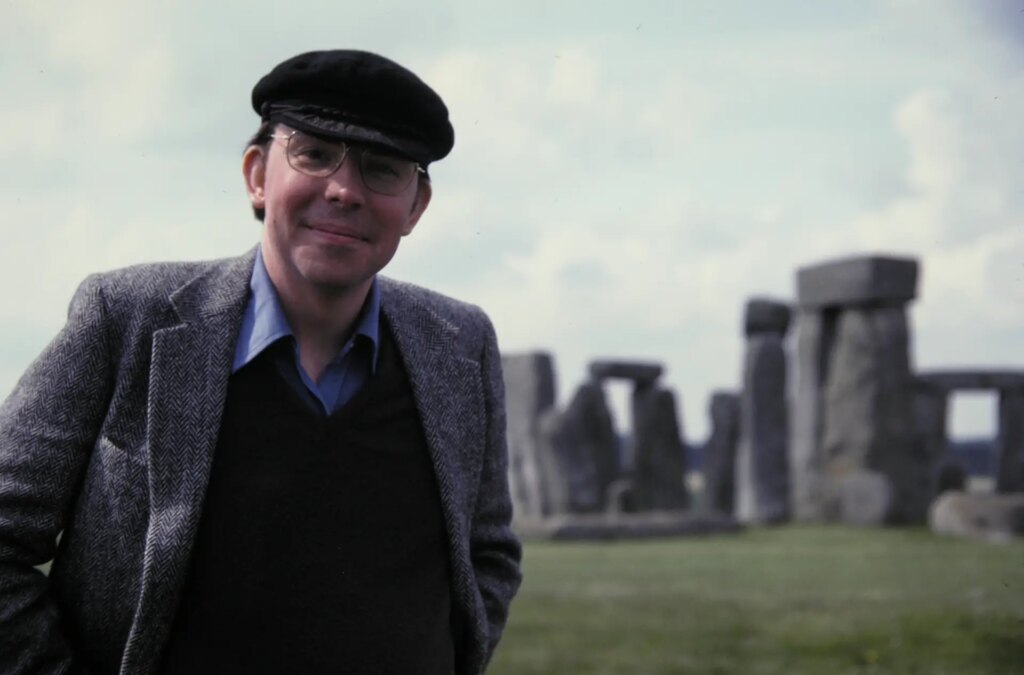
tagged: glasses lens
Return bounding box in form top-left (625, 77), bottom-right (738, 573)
top-left (283, 133), bottom-right (418, 195)
top-left (286, 134), bottom-right (345, 176)
top-left (359, 149), bottom-right (418, 195)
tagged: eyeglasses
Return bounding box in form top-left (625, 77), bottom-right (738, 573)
top-left (270, 131), bottom-right (425, 196)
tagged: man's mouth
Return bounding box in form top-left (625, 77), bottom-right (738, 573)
top-left (304, 222), bottom-right (368, 242)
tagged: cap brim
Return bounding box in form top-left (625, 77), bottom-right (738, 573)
top-left (270, 109), bottom-right (432, 165)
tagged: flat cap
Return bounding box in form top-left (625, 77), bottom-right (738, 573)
top-left (252, 50), bottom-right (454, 165)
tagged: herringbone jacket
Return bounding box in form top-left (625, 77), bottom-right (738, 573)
top-left (0, 248), bottom-right (522, 675)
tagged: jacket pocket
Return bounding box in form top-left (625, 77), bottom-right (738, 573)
top-left (87, 436), bottom-right (149, 537)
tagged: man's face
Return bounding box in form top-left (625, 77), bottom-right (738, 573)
top-left (243, 125), bottom-right (431, 298)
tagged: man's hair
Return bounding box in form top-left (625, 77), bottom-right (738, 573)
top-left (244, 121), bottom-right (431, 222)
top-left (245, 121), bottom-right (276, 222)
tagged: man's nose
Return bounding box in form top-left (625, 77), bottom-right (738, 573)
top-left (324, 158), bottom-right (366, 207)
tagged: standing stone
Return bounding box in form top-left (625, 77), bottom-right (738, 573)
top-left (790, 309), bottom-right (832, 521)
top-left (632, 384), bottom-right (689, 510)
top-left (913, 380), bottom-right (949, 469)
top-left (533, 381), bottom-right (617, 515)
top-left (935, 462), bottom-right (967, 495)
top-left (534, 408), bottom-right (571, 516)
top-left (744, 299), bottom-right (792, 336)
top-left (794, 255), bottom-right (921, 524)
top-left (501, 352), bottom-right (557, 519)
top-left (996, 388), bottom-right (1024, 493)
top-left (822, 306), bottom-right (922, 522)
top-left (587, 358), bottom-right (676, 512)
top-left (912, 380), bottom-right (955, 503)
top-left (736, 299), bottom-right (791, 524)
top-left (702, 392), bottom-right (740, 515)
top-left (830, 469), bottom-right (894, 526)
top-left (567, 381), bottom-right (621, 508)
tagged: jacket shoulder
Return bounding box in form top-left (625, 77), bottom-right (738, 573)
top-left (90, 257), bottom-right (230, 299)
top-left (379, 277), bottom-right (494, 338)
top-left (84, 252), bottom-right (252, 318)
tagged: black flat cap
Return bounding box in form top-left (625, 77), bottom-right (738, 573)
top-left (252, 50), bottom-right (454, 165)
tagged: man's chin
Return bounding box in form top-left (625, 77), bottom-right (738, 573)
top-left (302, 268), bottom-right (374, 297)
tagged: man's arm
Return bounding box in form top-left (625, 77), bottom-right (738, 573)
top-left (0, 275), bottom-right (115, 674)
top-left (470, 316), bottom-right (523, 666)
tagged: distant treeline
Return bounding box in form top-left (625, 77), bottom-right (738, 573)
top-left (947, 438), bottom-right (996, 476)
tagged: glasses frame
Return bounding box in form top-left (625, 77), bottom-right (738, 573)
top-left (269, 130), bottom-right (426, 196)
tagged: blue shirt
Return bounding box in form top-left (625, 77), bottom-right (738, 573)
top-left (231, 248), bottom-right (381, 414)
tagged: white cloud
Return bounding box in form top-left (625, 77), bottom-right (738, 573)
top-left (2, 2), bottom-right (180, 174)
top-left (547, 48), bottom-right (600, 105)
top-left (843, 80), bottom-right (1024, 379)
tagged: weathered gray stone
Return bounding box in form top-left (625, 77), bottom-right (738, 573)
top-left (533, 382), bottom-right (619, 515)
top-left (829, 470), bottom-right (894, 526)
top-left (588, 360), bottom-right (663, 385)
top-left (605, 478), bottom-right (637, 514)
top-left (934, 460), bottom-right (967, 495)
top-left (533, 408), bottom-right (572, 516)
top-left (501, 352), bottom-right (557, 518)
top-left (797, 256), bottom-right (918, 309)
top-left (736, 335), bottom-right (790, 524)
top-left (996, 389), bottom-right (1024, 493)
top-left (917, 370), bottom-right (1024, 391)
top-left (744, 298), bottom-right (791, 337)
top-left (929, 491), bottom-right (1024, 543)
top-left (912, 381), bottom-right (952, 505)
top-left (913, 382), bottom-right (948, 464)
top-left (790, 309), bottom-right (832, 521)
top-left (911, 370), bottom-right (1024, 497)
top-left (702, 392), bottom-right (740, 515)
top-left (821, 306), bottom-right (925, 523)
top-left (567, 381), bottom-right (621, 505)
top-left (632, 385), bottom-right (689, 511)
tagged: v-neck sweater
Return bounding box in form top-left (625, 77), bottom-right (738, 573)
top-left (159, 323), bottom-right (455, 674)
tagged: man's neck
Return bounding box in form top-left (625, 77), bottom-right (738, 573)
top-left (263, 256), bottom-right (372, 383)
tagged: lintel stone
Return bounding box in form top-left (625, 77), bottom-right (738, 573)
top-left (916, 370), bottom-right (1024, 392)
top-left (796, 256), bottom-right (918, 309)
top-left (589, 360), bottom-right (663, 385)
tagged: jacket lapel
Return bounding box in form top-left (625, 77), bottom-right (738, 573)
top-left (379, 278), bottom-right (487, 656)
top-left (122, 249), bottom-right (255, 674)
top-left (380, 279), bottom-right (485, 534)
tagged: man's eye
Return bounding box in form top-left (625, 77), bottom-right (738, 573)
top-left (362, 156), bottom-right (403, 178)
top-left (296, 147), bottom-right (332, 162)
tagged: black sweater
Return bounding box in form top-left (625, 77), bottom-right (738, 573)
top-left (160, 326), bottom-right (454, 674)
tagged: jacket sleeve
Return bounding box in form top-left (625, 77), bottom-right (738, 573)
top-left (0, 275), bottom-right (115, 674)
top-left (470, 315), bottom-right (523, 667)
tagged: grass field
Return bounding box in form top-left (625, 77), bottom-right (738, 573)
top-left (489, 526), bottom-right (1024, 675)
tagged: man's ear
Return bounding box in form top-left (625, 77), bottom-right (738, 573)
top-left (402, 178), bottom-right (432, 236)
top-left (242, 146), bottom-right (267, 211)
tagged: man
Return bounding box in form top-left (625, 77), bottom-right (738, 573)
top-left (0, 50), bottom-right (521, 674)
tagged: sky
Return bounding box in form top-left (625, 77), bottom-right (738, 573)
top-left (2, 0), bottom-right (1022, 441)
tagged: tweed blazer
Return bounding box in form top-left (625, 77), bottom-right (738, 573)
top-left (0, 248), bottom-right (522, 675)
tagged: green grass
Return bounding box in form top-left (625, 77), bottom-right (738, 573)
top-left (489, 526), bottom-right (1024, 674)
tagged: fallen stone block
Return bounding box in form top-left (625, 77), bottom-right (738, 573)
top-left (513, 510), bottom-right (743, 541)
top-left (929, 491), bottom-right (1024, 543)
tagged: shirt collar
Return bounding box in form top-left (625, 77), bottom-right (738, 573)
top-left (231, 247), bottom-right (381, 373)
